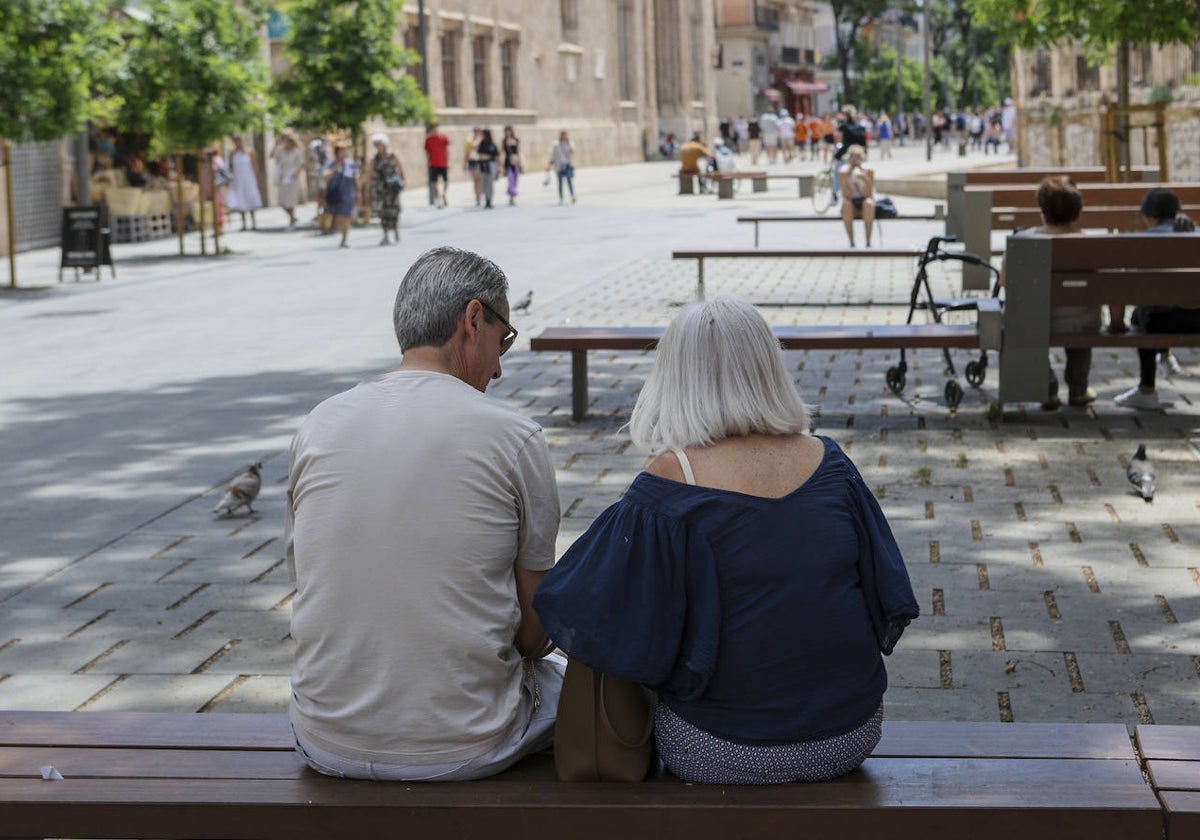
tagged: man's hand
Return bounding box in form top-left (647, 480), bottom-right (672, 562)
top-left (514, 566), bottom-right (551, 658)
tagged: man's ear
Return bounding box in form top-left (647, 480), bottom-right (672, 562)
top-left (462, 299), bottom-right (484, 339)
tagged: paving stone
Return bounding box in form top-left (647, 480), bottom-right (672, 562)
top-left (77, 674), bottom-right (235, 712)
top-left (0, 674), bottom-right (115, 711)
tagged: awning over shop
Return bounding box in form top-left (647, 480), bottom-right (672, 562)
top-left (763, 88), bottom-right (782, 101)
top-left (785, 80), bottom-right (829, 94)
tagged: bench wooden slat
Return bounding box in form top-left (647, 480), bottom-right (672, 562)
top-left (1147, 759), bottom-right (1200, 791)
top-left (1137, 724), bottom-right (1200, 761)
top-left (0, 758), bottom-right (1162, 840)
top-left (738, 214), bottom-right (940, 222)
top-left (875, 721), bottom-right (1136, 760)
top-left (0, 711), bottom-right (292, 750)
top-left (531, 324), bottom-right (983, 353)
top-left (0, 746), bottom-right (306, 780)
top-left (1053, 331), bottom-right (1200, 348)
top-left (966, 183), bottom-right (1200, 205)
top-left (1161, 791), bottom-right (1200, 840)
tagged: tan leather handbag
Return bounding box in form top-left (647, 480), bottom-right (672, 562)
top-left (553, 659), bottom-right (655, 782)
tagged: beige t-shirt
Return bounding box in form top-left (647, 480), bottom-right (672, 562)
top-left (286, 370), bottom-right (560, 765)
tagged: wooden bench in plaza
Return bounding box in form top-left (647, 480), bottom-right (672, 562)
top-left (671, 247), bottom-right (1004, 300)
top-left (531, 313), bottom-right (1001, 420)
top-left (0, 710), bottom-right (1166, 839)
top-left (736, 211), bottom-right (944, 247)
top-left (998, 233), bottom-right (1200, 405)
top-left (957, 181), bottom-right (1200, 290)
top-left (945, 166), bottom-right (1160, 239)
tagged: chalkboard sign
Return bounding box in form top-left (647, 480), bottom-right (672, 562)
top-left (59, 206), bottom-right (115, 281)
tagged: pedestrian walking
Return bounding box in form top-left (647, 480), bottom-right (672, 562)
top-left (226, 135), bottom-right (263, 231)
top-left (502, 125), bottom-right (521, 206)
top-left (876, 113), bottom-right (893, 159)
top-left (272, 132), bottom-right (305, 228)
top-left (476, 128), bottom-right (500, 209)
top-left (369, 133), bottom-right (405, 245)
top-left (423, 122), bottom-right (450, 208)
top-left (546, 130), bottom-right (576, 205)
top-left (464, 127), bottom-right (483, 207)
top-left (323, 142), bottom-right (358, 248)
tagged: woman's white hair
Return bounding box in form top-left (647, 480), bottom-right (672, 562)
top-left (627, 295), bottom-right (810, 451)
top-left (370, 132), bottom-right (389, 147)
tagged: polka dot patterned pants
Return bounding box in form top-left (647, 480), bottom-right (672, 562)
top-left (654, 703), bottom-right (883, 785)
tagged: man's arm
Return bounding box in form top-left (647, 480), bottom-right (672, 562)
top-left (515, 566), bottom-right (552, 658)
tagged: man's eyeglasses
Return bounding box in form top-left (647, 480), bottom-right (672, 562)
top-left (479, 300), bottom-right (518, 356)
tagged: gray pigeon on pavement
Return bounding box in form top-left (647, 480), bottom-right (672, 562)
top-left (1127, 444), bottom-right (1156, 502)
top-left (512, 289), bottom-right (533, 314)
top-left (213, 462), bottom-right (263, 516)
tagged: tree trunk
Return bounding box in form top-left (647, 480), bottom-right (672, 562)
top-left (1117, 40), bottom-right (1131, 180)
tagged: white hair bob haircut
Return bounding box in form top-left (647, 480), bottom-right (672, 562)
top-left (627, 295), bottom-right (810, 451)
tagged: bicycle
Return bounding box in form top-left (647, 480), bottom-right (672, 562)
top-left (810, 157), bottom-right (840, 213)
top-left (885, 235), bottom-right (1002, 408)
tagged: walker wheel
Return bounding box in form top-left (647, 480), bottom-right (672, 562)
top-left (965, 360), bottom-right (986, 388)
top-left (886, 366), bottom-right (906, 395)
top-left (944, 380), bottom-right (964, 408)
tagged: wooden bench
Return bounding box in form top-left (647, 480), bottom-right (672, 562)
top-left (531, 313), bottom-right (1001, 420)
top-left (0, 710), bottom-right (1165, 839)
top-left (946, 166), bottom-right (1160, 240)
top-left (672, 248), bottom-right (1004, 301)
top-left (706, 170), bottom-right (769, 198)
top-left (1136, 724), bottom-right (1200, 839)
top-left (998, 233), bottom-right (1200, 405)
top-left (958, 181), bottom-right (1200, 290)
top-left (737, 212), bottom-right (943, 248)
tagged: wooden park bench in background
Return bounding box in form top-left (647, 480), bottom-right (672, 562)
top-left (958, 181), bottom-right (1200, 290)
top-left (999, 232), bottom-right (1200, 406)
top-left (736, 211), bottom-right (944, 248)
top-left (0, 710), bottom-right (1166, 839)
top-left (945, 166), bottom-right (1161, 239)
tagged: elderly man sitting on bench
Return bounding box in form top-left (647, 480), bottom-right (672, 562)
top-left (838, 145), bottom-right (875, 247)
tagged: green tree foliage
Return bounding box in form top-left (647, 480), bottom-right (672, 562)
top-left (829, 0), bottom-right (893, 104)
top-left (114, 0), bottom-right (270, 154)
top-left (275, 0), bottom-right (431, 150)
top-left (861, 47), bottom-right (956, 113)
top-left (967, 0), bottom-right (1200, 49)
top-left (0, 0), bottom-right (122, 142)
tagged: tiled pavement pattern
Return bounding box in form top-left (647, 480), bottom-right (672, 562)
top-left (2, 148), bottom-right (1198, 727)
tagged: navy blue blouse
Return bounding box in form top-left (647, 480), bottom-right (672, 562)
top-left (534, 436), bottom-right (919, 745)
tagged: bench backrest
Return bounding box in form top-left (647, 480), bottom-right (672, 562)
top-left (999, 233), bottom-right (1200, 403)
top-left (946, 167), bottom-right (1159, 238)
top-left (957, 182), bottom-right (1200, 292)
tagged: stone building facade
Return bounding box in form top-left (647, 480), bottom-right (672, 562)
top-left (1012, 42), bottom-right (1200, 180)
top-left (281, 1), bottom-right (720, 187)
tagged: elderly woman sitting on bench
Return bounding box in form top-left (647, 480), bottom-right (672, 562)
top-left (838, 144), bottom-right (875, 247)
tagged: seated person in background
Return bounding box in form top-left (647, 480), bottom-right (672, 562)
top-left (678, 133), bottom-right (713, 192)
top-left (998, 176), bottom-right (1095, 410)
top-left (710, 137), bottom-right (736, 174)
top-left (535, 295), bottom-right (919, 786)
top-left (1113, 188), bottom-right (1200, 410)
top-left (659, 133), bottom-right (679, 160)
top-left (838, 145), bottom-right (875, 247)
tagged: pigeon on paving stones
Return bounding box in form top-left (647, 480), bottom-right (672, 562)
top-left (213, 462), bottom-right (263, 516)
top-left (1126, 444), bottom-right (1156, 503)
top-left (511, 289), bottom-right (533, 314)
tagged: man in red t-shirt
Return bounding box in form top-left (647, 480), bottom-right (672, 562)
top-left (423, 123), bottom-right (450, 208)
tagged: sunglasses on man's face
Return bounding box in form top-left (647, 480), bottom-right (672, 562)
top-left (479, 300), bottom-right (518, 356)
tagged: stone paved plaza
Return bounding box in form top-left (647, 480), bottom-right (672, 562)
top-left (2, 145), bottom-right (1198, 726)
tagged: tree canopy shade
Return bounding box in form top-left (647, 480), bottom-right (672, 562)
top-left (0, 0), bottom-right (122, 142)
top-left (966, 0), bottom-right (1200, 49)
top-left (114, 0), bottom-right (270, 154)
top-left (274, 0), bottom-right (431, 147)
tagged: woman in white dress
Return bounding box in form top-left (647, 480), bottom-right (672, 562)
top-left (226, 135), bottom-right (264, 231)
top-left (272, 133), bottom-right (305, 228)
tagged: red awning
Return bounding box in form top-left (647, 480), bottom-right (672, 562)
top-left (763, 88), bottom-right (782, 101)
top-left (785, 80), bottom-right (829, 94)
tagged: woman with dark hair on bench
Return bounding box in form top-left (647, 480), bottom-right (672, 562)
top-left (535, 296), bottom-right (918, 785)
top-left (999, 175), bottom-right (1097, 410)
top-left (1114, 188), bottom-right (1200, 410)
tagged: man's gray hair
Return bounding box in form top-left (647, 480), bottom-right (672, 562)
top-left (393, 247), bottom-right (509, 351)
top-left (627, 296), bottom-right (809, 451)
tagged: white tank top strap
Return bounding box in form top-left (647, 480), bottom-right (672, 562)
top-left (671, 448), bottom-right (697, 486)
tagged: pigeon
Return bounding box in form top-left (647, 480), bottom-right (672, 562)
top-left (511, 289), bottom-right (533, 314)
top-left (213, 462), bottom-right (263, 516)
top-left (1126, 444), bottom-right (1156, 502)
